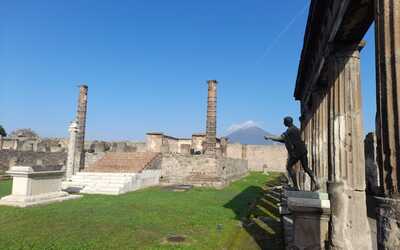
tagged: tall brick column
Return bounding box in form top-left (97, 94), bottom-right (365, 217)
top-left (375, 1), bottom-right (400, 249)
top-left (205, 80), bottom-right (218, 156)
top-left (74, 85), bottom-right (88, 171)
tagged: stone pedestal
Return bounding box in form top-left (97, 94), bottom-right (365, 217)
top-left (287, 191), bottom-right (330, 250)
top-left (376, 197), bottom-right (400, 250)
top-left (0, 166), bottom-right (81, 207)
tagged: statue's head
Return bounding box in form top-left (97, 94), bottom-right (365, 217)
top-left (283, 116), bottom-right (293, 127)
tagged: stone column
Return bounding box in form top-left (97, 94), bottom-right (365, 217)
top-left (320, 94), bottom-right (329, 191)
top-left (0, 135), bottom-right (3, 150)
top-left (374, 1), bottom-right (400, 248)
top-left (66, 120), bottom-right (79, 180)
top-left (326, 41), bottom-right (372, 250)
top-left (205, 80), bottom-right (218, 156)
top-left (74, 85), bottom-right (88, 171)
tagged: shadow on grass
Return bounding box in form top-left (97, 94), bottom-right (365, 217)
top-left (0, 179), bottom-right (12, 198)
top-left (224, 181), bottom-right (284, 249)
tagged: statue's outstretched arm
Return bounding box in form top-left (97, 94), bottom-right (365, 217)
top-left (264, 135), bottom-right (285, 143)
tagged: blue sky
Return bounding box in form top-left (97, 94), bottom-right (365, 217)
top-left (0, 0), bottom-right (376, 141)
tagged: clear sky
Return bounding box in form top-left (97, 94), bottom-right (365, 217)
top-left (0, 0), bottom-right (377, 141)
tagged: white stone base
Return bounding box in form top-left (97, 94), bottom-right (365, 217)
top-left (0, 191), bottom-right (82, 208)
top-left (62, 170), bottom-right (161, 195)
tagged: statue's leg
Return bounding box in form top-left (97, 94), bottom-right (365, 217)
top-left (287, 157), bottom-right (300, 190)
top-left (299, 154), bottom-right (320, 190)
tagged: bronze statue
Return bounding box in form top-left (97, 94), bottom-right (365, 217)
top-left (265, 116), bottom-right (320, 191)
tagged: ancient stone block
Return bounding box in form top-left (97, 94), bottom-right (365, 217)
top-left (0, 166), bottom-right (81, 207)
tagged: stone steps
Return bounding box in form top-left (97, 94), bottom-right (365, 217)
top-left (62, 170), bottom-right (161, 195)
top-left (63, 172), bottom-right (136, 195)
top-left (85, 152), bottom-right (161, 173)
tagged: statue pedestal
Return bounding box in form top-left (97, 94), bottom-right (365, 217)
top-left (376, 196), bottom-right (400, 250)
top-left (286, 191), bottom-right (330, 250)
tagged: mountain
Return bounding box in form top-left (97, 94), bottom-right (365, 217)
top-left (226, 126), bottom-right (278, 145)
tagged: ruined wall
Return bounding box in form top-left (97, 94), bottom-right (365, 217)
top-left (219, 157), bottom-right (249, 182)
top-left (166, 137), bottom-right (179, 153)
top-left (1, 138), bottom-right (68, 152)
top-left (191, 135), bottom-right (205, 153)
top-left (0, 150), bottom-right (67, 174)
top-left (84, 152), bottom-right (106, 169)
top-left (127, 142), bottom-right (147, 152)
top-left (160, 154), bottom-right (248, 187)
top-left (226, 144), bottom-right (287, 172)
top-left (160, 154), bottom-right (211, 184)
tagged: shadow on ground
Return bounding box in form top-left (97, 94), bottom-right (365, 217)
top-left (224, 177), bottom-right (284, 250)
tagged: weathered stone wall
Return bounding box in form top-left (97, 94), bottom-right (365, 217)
top-left (166, 137), bottom-right (179, 153)
top-left (160, 154), bottom-right (209, 184)
top-left (160, 154), bottom-right (248, 187)
top-left (127, 142), bottom-right (146, 152)
top-left (0, 150), bottom-right (67, 174)
top-left (1, 137), bottom-right (68, 152)
top-left (226, 144), bottom-right (287, 172)
top-left (219, 157), bottom-right (249, 182)
top-left (84, 152), bottom-right (106, 169)
top-left (191, 135), bottom-right (205, 153)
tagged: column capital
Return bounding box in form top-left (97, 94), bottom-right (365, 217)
top-left (328, 40), bottom-right (366, 59)
top-left (207, 80), bottom-right (218, 85)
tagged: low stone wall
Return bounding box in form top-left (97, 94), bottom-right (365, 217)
top-left (136, 170), bottom-right (161, 189)
top-left (220, 157), bottom-right (249, 182)
top-left (0, 150), bottom-right (67, 173)
top-left (84, 152), bottom-right (106, 169)
top-left (160, 154), bottom-right (206, 184)
top-left (226, 144), bottom-right (287, 172)
top-left (160, 153), bottom-right (248, 187)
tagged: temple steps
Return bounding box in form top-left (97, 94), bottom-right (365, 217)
top-left (85, 152), bottom-right (161, 173)
top-left (63, 170), bottom-right (161, 195)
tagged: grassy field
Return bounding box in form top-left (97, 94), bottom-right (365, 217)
top-left (0, 172), bottom-right (283, 250)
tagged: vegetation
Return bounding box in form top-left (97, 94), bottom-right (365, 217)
top-left (0, 125), bottom-right (6, 137)
top-left (9, 128), bottom-right (38, 138)
top-left (0, 172), bottom-right (283, 250)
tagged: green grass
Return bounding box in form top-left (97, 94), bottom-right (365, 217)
top-left (0, 172), bottom-right (283, 250)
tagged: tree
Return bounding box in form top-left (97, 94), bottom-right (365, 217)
top-left (0, 125), bottom-right (6, 137)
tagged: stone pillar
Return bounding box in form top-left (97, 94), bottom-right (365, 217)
top-left (326, 42), bottom-right (372, 250)
top-left (205, 80), bottom-right (218, 156)
top-left (374, 1), bottom-right (400, 248)
top-left (66, 120), bottom-right (79, 180)
top-left (0, 135), bottom-right (3, 150)
top-left (74, 85), bottom-right (88, 171)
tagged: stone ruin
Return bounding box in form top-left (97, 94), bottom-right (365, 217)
top-left (50, 80), bottom-right (253, 195)
top-left (0, 165), bottom-right (81, 207)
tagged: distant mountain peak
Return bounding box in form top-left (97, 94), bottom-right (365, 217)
top-left (226, 120), bottom-right (262, 134)
top-left (225, 125), bottom-right (276, 145)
